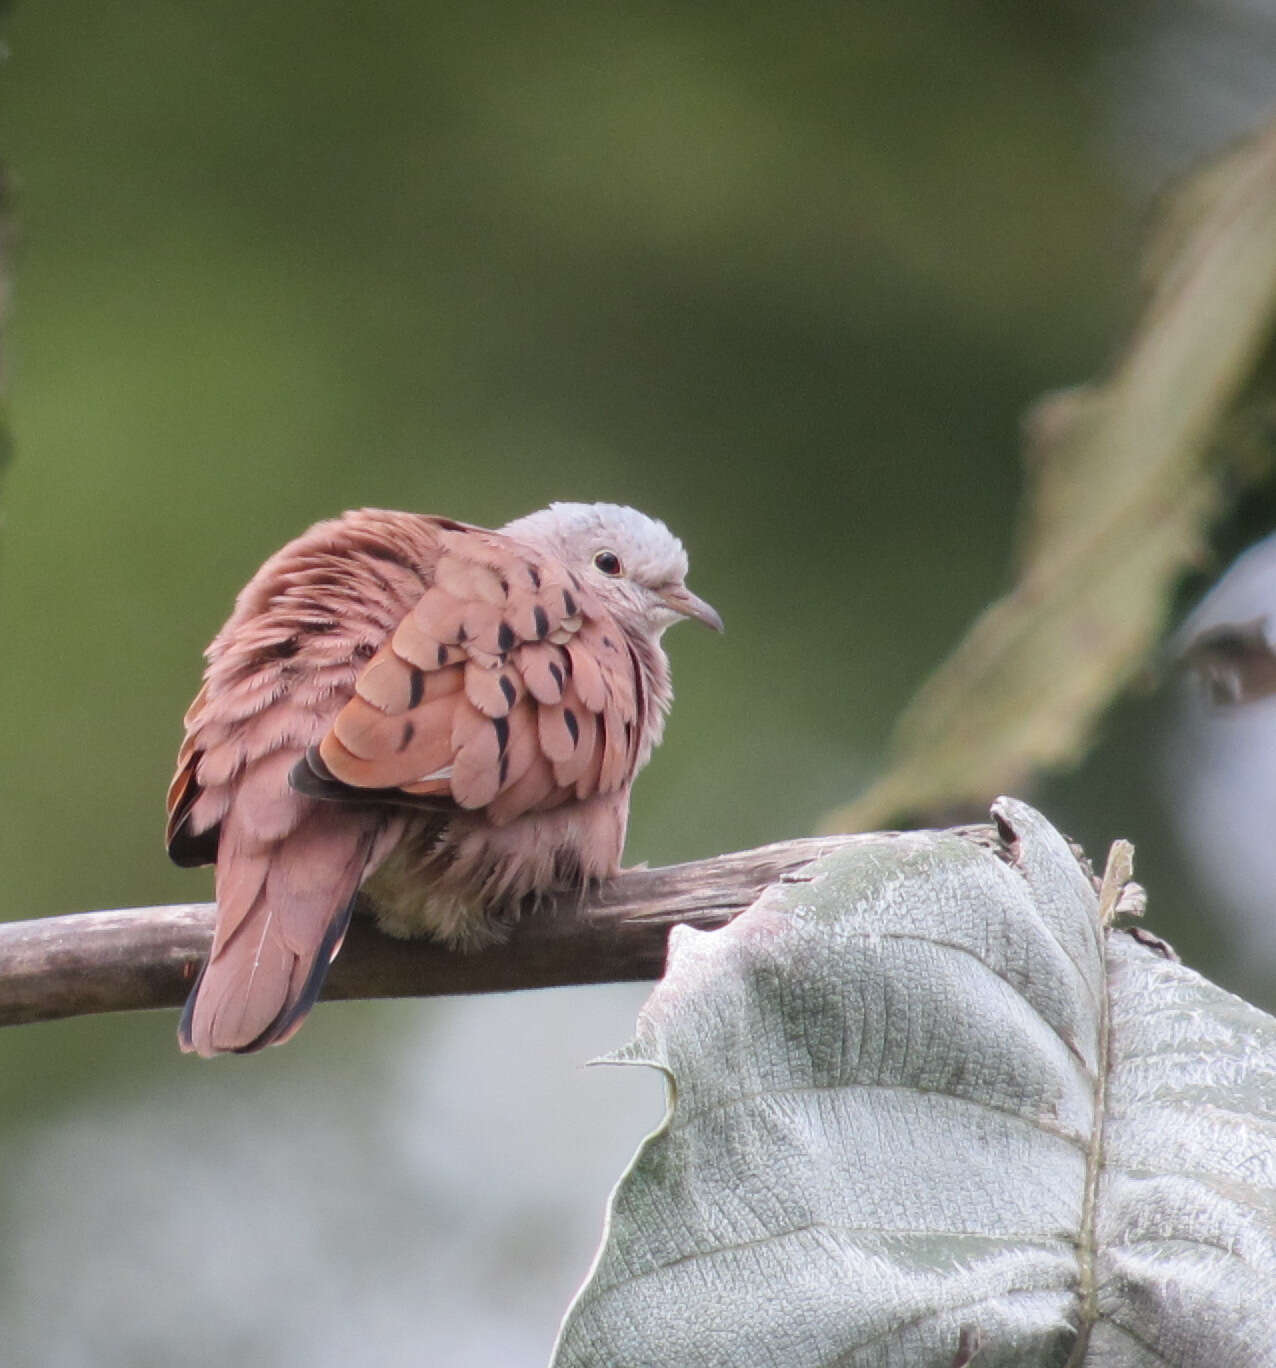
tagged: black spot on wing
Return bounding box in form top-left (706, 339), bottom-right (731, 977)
top-left (167, 755), bottom-right (218, 866)
top-left (497, 621), bottom-right (515, 653)
top-left (563, 708), bottom-right (580, 747)
top-left (628, 644), bottom-right (646, 732)
top-left (549, 661), bottom-right (564, 692)
top-left (493, 715), bottom-right (510, 756)
top-left (407, 668), bottom-right (426, 709)
top-left (499, 675), bottom-right (517, 708)
top-left (533, 605), bottom-right (550, 640)
top-left (251, 635), bottom-right (300, 666)
top-left (289, 749), bottom-right (459, 814)
top-left (366, 544), bottom-right (425, 576)
top-left (398, 720), bottom-right (415, 752)
top-left (168, 820), bottom-right (221, 868)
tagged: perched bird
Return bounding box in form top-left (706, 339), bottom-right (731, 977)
top-left (167, 503), bottom-right (721, 1057)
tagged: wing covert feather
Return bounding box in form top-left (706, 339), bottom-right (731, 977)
top-left (316, 530), bottom-right (642, 827)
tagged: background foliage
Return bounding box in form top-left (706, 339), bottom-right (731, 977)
top-left (2, 4), bottom-right (1273, 1363)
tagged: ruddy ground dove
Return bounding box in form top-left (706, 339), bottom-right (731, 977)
top-left (167, 503), bottom-right (721, 1057)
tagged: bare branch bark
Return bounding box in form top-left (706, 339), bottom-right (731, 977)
top-left (0, 836), bottom-right (863, 1029)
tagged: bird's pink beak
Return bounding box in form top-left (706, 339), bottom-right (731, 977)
top-left (660, 584), bottom-right (725, 633)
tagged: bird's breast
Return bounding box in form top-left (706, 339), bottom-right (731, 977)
top-left (364, 792), bottom-right (631, 947)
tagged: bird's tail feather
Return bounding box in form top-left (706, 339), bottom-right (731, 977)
top-left (179, 809), bottom-right (381, 1056)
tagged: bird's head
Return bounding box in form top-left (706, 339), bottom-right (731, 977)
top-left (501, 501), bottom-right (723, 640)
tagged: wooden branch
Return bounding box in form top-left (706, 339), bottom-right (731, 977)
top-left (0, 836), bottom-right (862, 1029)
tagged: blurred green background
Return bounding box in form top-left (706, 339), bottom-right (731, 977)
top-left (2, 4), bottom-right (1273, 1364)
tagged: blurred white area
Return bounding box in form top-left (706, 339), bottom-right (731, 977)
top-left (2, 985), bottom-right (663, 1367)
top-left (1164, 533), bottom-right (1276, 999)
top-left (1177, 539), bottom-right (1276, 648)
top-left (1097, 0), bottom-right (1276, 1003)
top-left (1096, 0), bottom-right (1276, 187)
top-left (1164, 685), bottom-right (1276, 994)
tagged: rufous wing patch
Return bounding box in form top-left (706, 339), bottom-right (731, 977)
top-left (307, 529), bottom-right (643, 826)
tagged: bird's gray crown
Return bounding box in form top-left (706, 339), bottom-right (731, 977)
top-left (501, 501), bottom-right (689, 588)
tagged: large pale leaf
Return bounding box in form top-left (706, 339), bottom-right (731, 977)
top-left (552, 799), bottom-right (1276, 1366)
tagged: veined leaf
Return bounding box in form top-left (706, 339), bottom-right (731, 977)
top-left (553, 800), bottom-right (1276, 1366)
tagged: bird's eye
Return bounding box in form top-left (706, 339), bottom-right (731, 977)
top-left (593, 549), bottom-right (623, 576)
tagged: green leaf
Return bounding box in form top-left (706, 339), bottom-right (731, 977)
top-left (552, 800), bottom-right (1276, 1366)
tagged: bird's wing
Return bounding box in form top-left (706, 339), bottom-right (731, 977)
top-left (166, 507), bottom-right (452, 1054)
top-left (297, 525), bottom-right (642, 826)
top-left (165, 508), bottom-right (446, 865)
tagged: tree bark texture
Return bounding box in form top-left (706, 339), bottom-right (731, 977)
top-left (0, 836), bottom-right (864, 1028)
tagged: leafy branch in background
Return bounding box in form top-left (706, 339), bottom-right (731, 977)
top-left (826, 118), bottom-right (1276, 833)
